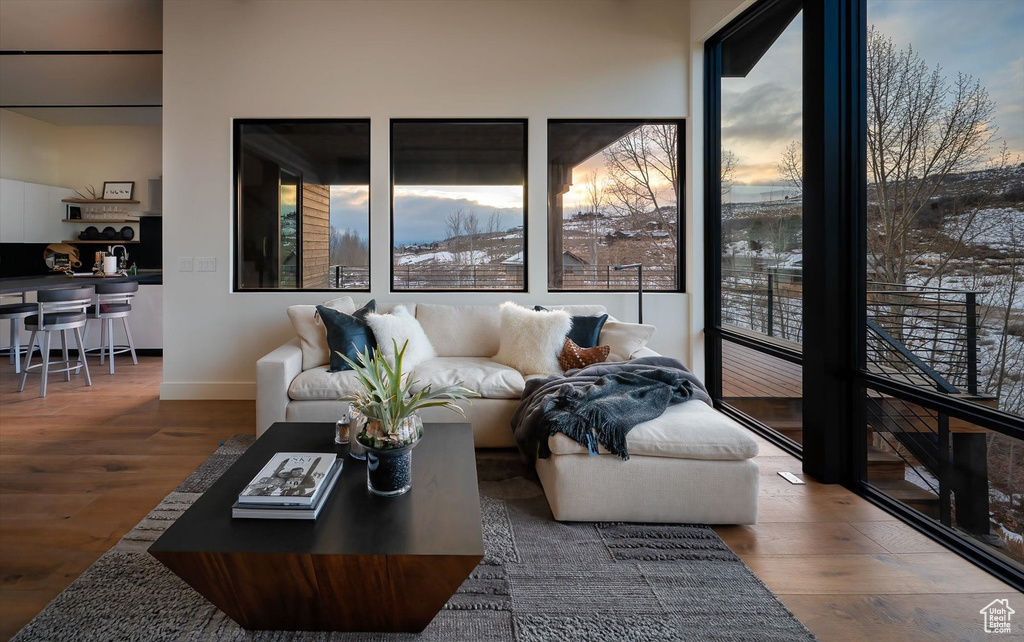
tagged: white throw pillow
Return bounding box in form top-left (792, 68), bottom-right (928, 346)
top-left (365, 305), bottom-right (437, 370)
top-left (492, 302), bottom-right (572, 375)
top-left (601, 320), bottom-right (657, 361)
top-left (287, 296), bottom-right (357, 370)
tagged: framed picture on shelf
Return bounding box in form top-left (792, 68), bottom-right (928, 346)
top-left (102, 181), bottom-right (135, 200)
top-left (66, 204), bottom-right (82, 220)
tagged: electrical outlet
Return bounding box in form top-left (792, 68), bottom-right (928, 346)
top-left (178, 256), bottom-right (194, 272)
top-left (196, 257), bottom-right (217, 272)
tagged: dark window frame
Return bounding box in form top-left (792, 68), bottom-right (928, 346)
top-left (232, 117), bottom-right (372, 293)
top-left (546, 118), bottom-right (686, 294)
top-left (705, 0), bottom-right (1024, 591)
top-left (388, 118), bottom-right (529, 293)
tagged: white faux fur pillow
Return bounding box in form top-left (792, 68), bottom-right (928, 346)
top-left (492, 302), bottom-right (572, 375)
top-left (365, 305), bottom-right (437, 370)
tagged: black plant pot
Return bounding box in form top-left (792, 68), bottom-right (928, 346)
top-left (364, 441), bottom-right (417, 497)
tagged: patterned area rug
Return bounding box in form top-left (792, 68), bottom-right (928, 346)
top-left (13, 436), bottom-right (816, 641)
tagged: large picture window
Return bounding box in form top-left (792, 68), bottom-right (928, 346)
top-left (391, 119), bottom-right (527, 291)
top-left (547, 120), bottom-right (682, 291)
top-left (234, 119), bottom-right (370, 291)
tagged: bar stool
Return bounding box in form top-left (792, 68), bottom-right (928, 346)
top-left (0, 293), bottom-right (38, 374)
top-left (18, 286), bottom-right (93, 397)
top-left (86, 281), bottom-right (138, 374)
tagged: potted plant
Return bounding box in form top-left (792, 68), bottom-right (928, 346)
top-left (340, 340), bottom-right (477, 496)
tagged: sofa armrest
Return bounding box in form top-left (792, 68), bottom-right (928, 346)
top-left (630, 346), bottom-right (661, 359)
top-left (256, 338), bottom-right (303, 436)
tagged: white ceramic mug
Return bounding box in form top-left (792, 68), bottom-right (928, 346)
top-left (103, 256), bottom-right (118, 275)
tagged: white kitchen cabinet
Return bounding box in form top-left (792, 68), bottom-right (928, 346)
top-left (0, 178), bottom-right (25, 243)
top-left (0, 179), bottom-right (75, 243)
top-left (23, 183), bottom-right (73, 243)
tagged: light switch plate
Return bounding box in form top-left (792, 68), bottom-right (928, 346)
top-left (178, 256), bottom-right (194, 272)
top-left (196, 257), bottom-right (217, 272)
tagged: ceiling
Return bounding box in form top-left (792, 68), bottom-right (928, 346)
top-left (0, 0), bottom-right (162, 126)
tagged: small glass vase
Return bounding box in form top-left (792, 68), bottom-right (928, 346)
top-left (347, 405), bottom-right (367, 460)
top-left (362, 414), bottom-right (423, 497)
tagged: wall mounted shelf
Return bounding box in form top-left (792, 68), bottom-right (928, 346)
top-left (61, 198), bottom-right (141, 204)
top-left (64, 239), bottom-right (140, 244)
top-left (63, 218), bottom-right (140, 224)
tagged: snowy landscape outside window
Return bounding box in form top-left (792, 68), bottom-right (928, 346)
top-left (547, 120), bottom-right (682, 291)
top-left (391, 120), bottom-right (527, 291)
top-left (234, 119), bottom-right (370, 291)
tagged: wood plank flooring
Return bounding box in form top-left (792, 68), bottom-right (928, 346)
top-left (0, 356), bottom-right (251, 641)
top-left (0, 356), bottom-right (1021, 640)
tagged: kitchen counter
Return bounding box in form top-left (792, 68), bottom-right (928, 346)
top-left (0, 272), bottom-right (161, 295)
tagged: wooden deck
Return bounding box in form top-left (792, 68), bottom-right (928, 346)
top-left (722, 340), bottom-right (803, 399)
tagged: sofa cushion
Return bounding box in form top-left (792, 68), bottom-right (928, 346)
top-left (287, 296), bottom-right (356, 370)
top-left (558, 338), bottom-right (610, 371)
top-left (600, 320), bottom-right (656, 361)
top-left (288, 366), bottom-right (365, 401)
top-left (546, 401), bottom-right (759, 461)
top-left (416, 304), bottom-right (502, 357)
top-left (411, 357), bottom-right (526, 399)
top-left (536, 306), bottom-right (608, 348)
top-left (318, 300), bottom-right (376, 372)
top-left (365, 305), bottom-right (436, 369)
top-left (493, 302), bottom-right (572, 375)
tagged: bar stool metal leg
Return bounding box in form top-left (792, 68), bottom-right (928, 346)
top-left (17, 330), bottom-right (38, 392)
top-left (61, 330), bottom-right (71, 382)
top-left (73, 326), bottom-right (92, 387)
top-left (39, 331), bottom-right (51, 398)
top-left (99, 319), bottom-right (107, 366)
top-left (8, 321), bottom-right (14, 365)
top-left (122, 317), bottom-right (138, 365)
top-left (107, 317), bottom-right (115, 374)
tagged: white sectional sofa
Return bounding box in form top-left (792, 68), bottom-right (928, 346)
top-left (257, 300), bottom-right (760, 524)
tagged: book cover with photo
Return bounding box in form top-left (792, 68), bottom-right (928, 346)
top-left (233, 459), bottom-right (344, 520)
top-left (238, 452), bottom-right (337, 506)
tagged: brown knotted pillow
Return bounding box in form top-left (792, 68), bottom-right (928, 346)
top-left (558, 337), bottom-right (611, 371)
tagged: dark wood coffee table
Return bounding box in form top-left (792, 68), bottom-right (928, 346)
top-left (149, 422), bottom-right (483, 632)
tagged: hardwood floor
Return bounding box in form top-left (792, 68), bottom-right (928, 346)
top-left (0, 356), bottom-right (1020, 640)
top-left (0, 356), bottom-right (251, 641)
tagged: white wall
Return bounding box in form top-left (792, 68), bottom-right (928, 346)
top-left (0, 108), bottom-right (161, 208)
top-left (685, 0), bottom-right (752, 380)
top-left (162, 0), bottom-right (693, 399)
top-left (0, 109), bottom-right (60, 185)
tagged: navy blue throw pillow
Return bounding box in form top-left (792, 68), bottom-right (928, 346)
top-left (317, 299), bottom-right (377, 372)
top-left (535, 306), bottom-right (609, 348)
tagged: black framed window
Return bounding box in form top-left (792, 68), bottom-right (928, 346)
top-left (233, 119), bottom-right (370, 291)
top-left (547, 120), bottom-right (683, 292)
top-left (390, 119), bottom-right (527, 292)
top-left (706, 0), bottom-right (1024, 590)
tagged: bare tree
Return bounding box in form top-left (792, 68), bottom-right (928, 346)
top-left (603, 124), bottom-right (678, 251)
top-left (866, 26), bottom-right (996, 287)
top-left (777, 140), bottom-right (802, 197)
top-left (721, 148), bottom-right (738, 200)
top-left (329, 227), bottom-right (369, 267)
top-left (444, 209), bottom-right (466, 264)
top-left (462, 210), bottom-right (481, 265)
top-left (583, 170), bottom-right (604, 266)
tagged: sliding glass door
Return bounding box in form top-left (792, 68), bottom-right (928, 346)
top-left (706, 0), bottom-right (1023, 588)
top-left (707, 0), bottom-right (805, 451)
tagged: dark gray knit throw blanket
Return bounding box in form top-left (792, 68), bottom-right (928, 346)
top-left (512, 357), bottom-right (713, 461)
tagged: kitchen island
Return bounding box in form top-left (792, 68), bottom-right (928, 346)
top-left (0, 271), bottom-right (163, 350)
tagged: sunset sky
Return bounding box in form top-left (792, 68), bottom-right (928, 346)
top-left (723, 1), bottom-right (1024, 190)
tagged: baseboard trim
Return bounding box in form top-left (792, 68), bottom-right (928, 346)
top-left (159, 382), bottom-right (255, 400)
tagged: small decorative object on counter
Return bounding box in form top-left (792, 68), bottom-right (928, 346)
top-left (339, 340), bottom-right (477, 497)
top-left (347, 405), bottom-right (367, 460)
top-left (335, 413), bottom-right (350, 445)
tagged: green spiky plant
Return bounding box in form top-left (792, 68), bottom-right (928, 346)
top-left (338, 339), bottom-right (478, 449)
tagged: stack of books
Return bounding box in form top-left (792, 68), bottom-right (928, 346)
top-left (232, 452), bottom-right (343, 520)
